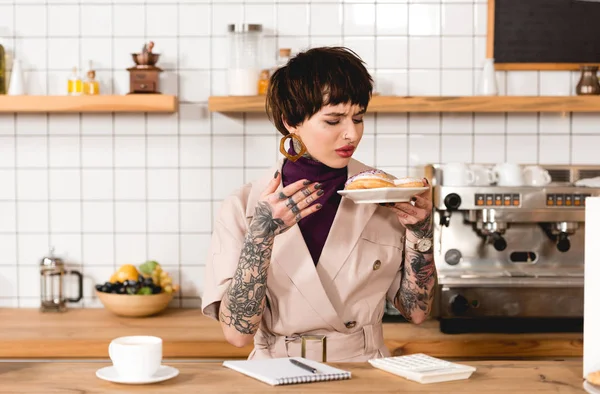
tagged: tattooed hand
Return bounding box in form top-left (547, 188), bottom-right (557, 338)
top-left (252, 170), bottom-right (324, 237)
top-left (381, 178), bottom-right (433, 239)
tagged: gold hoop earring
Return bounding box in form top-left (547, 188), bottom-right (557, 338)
top-left (279, 133), bottom-right (307, 162)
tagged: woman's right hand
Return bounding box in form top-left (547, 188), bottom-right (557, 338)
top-left (250, 170), bottom-right (324, 238)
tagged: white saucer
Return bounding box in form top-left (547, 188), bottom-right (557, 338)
top-left (96, 365), bottom-right (179, 385)
top-left (585, 381), bottom-right (600, 394)
top-left (338, 187), bottom-right (428, 204)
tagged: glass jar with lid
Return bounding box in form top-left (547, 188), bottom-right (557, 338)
top-left (227, 23), bottom-right (263, 96)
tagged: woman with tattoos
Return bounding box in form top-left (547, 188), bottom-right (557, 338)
top-left (202, 47), bottom-right (437, 362)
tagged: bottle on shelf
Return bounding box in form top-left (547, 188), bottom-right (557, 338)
top-left (257, 69), bottom-right (270, 95)
top-left (83, 61), bottom-right (100, 95)
top-left (7, 58), bottom-right (25, 95)
top-left (67, 67), bottom-right (83, 96)
top-left (270, 48), bottom-right (291, 77)
top-left (277, 48), bottom-right (291, 68)
top-left (0, 40), bottom-right (5, 94)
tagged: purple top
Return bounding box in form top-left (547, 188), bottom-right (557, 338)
top-left (281, 144), bottom-right (348, 265)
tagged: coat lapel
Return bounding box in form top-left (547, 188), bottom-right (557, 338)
top-left (245, 160), bottom-right (346, 332)
top-left (316, 159), bottom-right (378, 284)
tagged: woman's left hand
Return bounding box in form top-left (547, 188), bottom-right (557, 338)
top-left (381, 178), bottom-right (433, 238)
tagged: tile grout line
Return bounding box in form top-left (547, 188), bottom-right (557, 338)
top-left (12, 0), bottom-right (19, 308)
top-left (77, 0), bottom-right (85, 306)
top-left (175, 1), bottom-right (181, 307)
top-left (110, 0), bottom-right (117, 280)
top-left (144, 0), bottom-right (150, 268)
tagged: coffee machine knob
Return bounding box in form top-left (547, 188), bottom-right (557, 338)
top-left (443, 193), bottom-right (462, 211)
top-left (490, 232), bottom-right (507, 251)
top-left (450, 294), bottom-right (470, 316)
top-left (557, 233), bottom-right (571, 253)
top-left (444, 249), bottom-right (462, 266)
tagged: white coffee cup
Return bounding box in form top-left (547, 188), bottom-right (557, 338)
top-left (109, 336), bottom-right (162, 379)
top-left (493, 163), bottom-right (524, 186)
top-left (443, 163), bottom-right (475, 186)
top-left (523, 165), bottom-right (551, 186)
top-left (471, 164), bottom-right (497, 186)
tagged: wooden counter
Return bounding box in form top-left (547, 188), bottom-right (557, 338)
top-left (0, 360), bottom-right (586, 393)
top-left (0, 308), bottom-right (582, 360)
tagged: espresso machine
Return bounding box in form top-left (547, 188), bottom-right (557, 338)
top-left (425, 164), bottom-right (600, 333)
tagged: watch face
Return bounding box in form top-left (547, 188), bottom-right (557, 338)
top-left (417, 238), bottom-right (433, 252)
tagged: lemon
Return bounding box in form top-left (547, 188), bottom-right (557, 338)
top-left (111, 264), bottom-right (140, 283)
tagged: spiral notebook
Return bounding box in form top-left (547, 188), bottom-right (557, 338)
top-left (222, 357), bottom-right (352, 386)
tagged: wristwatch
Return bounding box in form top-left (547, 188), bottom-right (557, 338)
top-left (407, 236), bottom-right (433, 253)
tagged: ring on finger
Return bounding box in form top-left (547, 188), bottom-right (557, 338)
top-left (291, 204), bottom-right (300, 214)
top-left (295, 212), bottom-right (302, 222)
top-left (285, 197), bottom-right (295, 209)
top-left (301, 188), bottom-right (311, 197)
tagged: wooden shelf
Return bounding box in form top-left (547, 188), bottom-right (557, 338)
top-left (0, 94), bottom-right (177, 113)
top-left (208, 95), bottom-right (600, 113)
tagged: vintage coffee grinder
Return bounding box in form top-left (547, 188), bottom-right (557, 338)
top-left (40, 248), bottom-right (83, 312)
top-left (127, 41), bottom-right (163, 94)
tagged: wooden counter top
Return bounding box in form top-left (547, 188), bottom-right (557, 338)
top-left (0, 360), bottom-right (586, 393)
top-left (0, 308), bottom-right (582, 359)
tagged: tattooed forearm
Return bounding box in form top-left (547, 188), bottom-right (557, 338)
top-left (395, 244), bottom-right (436, 323)
top-left (220, 202), bottom-right (283, 337)
top-left (404, 213), bottom-right (433, 239)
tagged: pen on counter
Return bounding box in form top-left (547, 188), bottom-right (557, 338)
top-left (290, 359), bottom-right (319, 374)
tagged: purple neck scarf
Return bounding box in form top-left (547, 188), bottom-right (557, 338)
top-left (281, 144), bottom-right (348, 265)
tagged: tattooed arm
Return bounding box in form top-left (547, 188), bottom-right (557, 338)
top-left (218, 204), bottom-right (278, 347)
top-left (394, 212), bottom-right (437, 324)
top-left (218, 173), bottom-right (324, 348)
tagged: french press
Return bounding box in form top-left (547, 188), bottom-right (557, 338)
top-left (40, 249), bottom-right (83, 312)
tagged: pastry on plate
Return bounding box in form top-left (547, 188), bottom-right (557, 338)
top-left (394, 177), bottom-right (426, 188)
top-left (587, 371), bottom-right (600, 386)
top-left (345, 170), bottom-right (426, 190)
top-left (344, 169), bottom-right (397, 190)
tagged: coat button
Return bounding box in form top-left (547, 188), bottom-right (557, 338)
top-left (373, 260), bottom-right (382, 270)
top-left (345, 321), bottom-right (356, 329)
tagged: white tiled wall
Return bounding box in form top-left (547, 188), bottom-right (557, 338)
top-left (0, 0), bottom-right (597, 308)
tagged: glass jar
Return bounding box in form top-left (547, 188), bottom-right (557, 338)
top-left (576, 65), bottom-right (600, 95)
top-left (227, 23), bottom-right (263, 96)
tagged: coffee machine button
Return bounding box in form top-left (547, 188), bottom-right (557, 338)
top-left (444, 249), bottom-right (462, 266)
top-left (443, 193), bottom-right (462, 210)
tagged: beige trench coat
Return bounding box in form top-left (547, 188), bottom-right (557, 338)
top-left (202, 158), bottom-right (406, 362)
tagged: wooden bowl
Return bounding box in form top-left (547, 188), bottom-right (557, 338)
top-left (96, 290), bottom-right (174, 318)
top-left (131, 52), bottom-right (160, 66)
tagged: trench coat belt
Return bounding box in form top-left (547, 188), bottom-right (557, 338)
top-left (259, 323), bottom-right (384, 361)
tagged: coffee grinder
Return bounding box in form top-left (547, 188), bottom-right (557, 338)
top-left (127, 41), bottom-right (163, 94)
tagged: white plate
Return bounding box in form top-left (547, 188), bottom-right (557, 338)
top-left (584, 381), bottom-right (600, 394)
top-left (96, 365), bottom-right (179, 385)
top-left (338, 187), bottom-right (429, 204)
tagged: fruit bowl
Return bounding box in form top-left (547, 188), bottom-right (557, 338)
top-left (96, 261), bottom-right (179, 317)
top-left (96, 290), bottom-right (174, 318)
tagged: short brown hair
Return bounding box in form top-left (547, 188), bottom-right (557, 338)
top-left (266, 46), bottom-right (373, 136)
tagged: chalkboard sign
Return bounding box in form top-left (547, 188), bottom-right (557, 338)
top-left (489, 0), bottom-right (600, 70)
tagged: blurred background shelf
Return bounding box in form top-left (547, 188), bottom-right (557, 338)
top-left (208, 95), bottom-right (600, 113)
top-left (0, 94), bottom-right (178, 113)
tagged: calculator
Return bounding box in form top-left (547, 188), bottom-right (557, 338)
top-left (368, 353), bottom-right (477, 384)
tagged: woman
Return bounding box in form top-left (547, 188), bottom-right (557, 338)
top-left (202, 47), bottom-right (436, 362)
